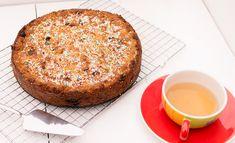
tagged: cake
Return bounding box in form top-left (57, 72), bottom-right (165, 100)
top-left (11, 9), bottom-right (142, 107)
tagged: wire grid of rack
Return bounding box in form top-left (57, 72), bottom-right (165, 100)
top-left (0, 0), bottom-right (185, 142)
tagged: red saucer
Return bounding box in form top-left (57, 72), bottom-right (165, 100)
top-left (140, 76), bottom-right (235, 143)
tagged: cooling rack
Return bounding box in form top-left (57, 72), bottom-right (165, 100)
top-left (0, 0), bottom-right (185, 142)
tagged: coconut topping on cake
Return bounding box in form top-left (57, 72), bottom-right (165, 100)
top-left (15, 10), bottom-right (138, 88)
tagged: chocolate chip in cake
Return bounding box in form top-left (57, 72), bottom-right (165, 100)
top-left (92, 71), bottom-right (100, 76)
top-left (28, 78), bottom-right (35, 84)
top-left (19, 31), bottom-right (26, 37)
top-left (65, 22), bottom-right (76, 26)
top-left (18, 26), bottom-right (27, 37)
top-left (11, 45), bottom-right (14, 50)
top-left (70, 23), bottom-right (76, 26)
top-left (108, 37), bottom-right (115, 42)
top-left (45, 36), bottom-right (51, 45)
top-left (45, 36), bottom-right (51, 41)
top-left (41, 61), bottom-right (46, 69)
top-left (65, 98), bottom-right (80, 106)
top-left (83, 68), bottom-right (89, 71)
top-left (118, 39), bottom-right (123, 45)
top-left (119, 74), bottom-right (126, 82)
top-left (51, 47), bottom-right (56, 51)
top-left (64, 77), bottom-right (71, 81)
top-left (132, 34), bottom-right (139, 40)
top-left (76, 11), bottom-right (81, 16)
top-left (28, 48), bottom-right (36, 55)
top-left (116, 46), bottom-right (121, 49)
top-left (65, 22), bottom-right (70, 26)
top-left (79, 19), bottom-right (84, 26)
top-left (79, 38), bottom-right (86, 42)
top-left (42, 65), bottom-right (46, 69)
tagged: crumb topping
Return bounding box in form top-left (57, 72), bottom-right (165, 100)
top-left (16, 10), bottom-right (138, 88)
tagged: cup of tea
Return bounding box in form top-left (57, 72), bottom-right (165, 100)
top-left (161, 70), bottom-right (227, 141)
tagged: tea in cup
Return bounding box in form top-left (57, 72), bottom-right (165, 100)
top-left (161, 70), bottom-right (227, 140)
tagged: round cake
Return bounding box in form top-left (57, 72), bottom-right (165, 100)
top-left (11, 9), bottom-right (142, 107)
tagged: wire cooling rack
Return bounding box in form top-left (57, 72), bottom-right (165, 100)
top-left (0, 0), bottom-right (185, 142)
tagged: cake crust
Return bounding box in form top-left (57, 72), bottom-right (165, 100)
top-left (12, 9), bottom-right (141, 107)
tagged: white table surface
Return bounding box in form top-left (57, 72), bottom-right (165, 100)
top-left (0, 0), bottom-right (235, 142)
top-left (203, 0), bottom-right (235, 55)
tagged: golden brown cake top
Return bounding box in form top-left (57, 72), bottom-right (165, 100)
top-left (13, 9), bottom-right (140, 90)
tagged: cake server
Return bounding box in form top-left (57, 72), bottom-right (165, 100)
top-left (0, 103), bottom-right (84, 136)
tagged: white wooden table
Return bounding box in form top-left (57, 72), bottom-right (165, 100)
top-left (0, 0), bottom-right (235, 142)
